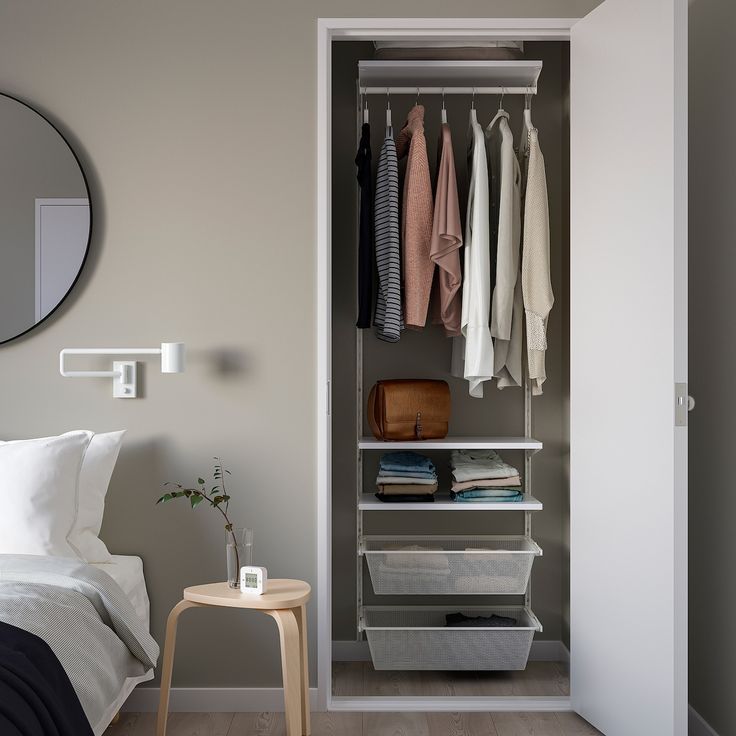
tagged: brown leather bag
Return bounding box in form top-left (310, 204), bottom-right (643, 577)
top-left (367, 379), bottom-right (451, 441)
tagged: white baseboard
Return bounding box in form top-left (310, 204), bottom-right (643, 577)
top-left (122, 687), bottom-right (320, 713)
top-left (689, 705), bottom-right (720, 736)
top-left (332, 639), bottom-right (570, 664)
top-left (124, 643), bottom-right (570, 714)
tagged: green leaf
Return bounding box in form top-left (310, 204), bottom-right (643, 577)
top-left (212, 495), bottom-right (225, 505)
top-left (225, 470), bottom-right (231, 475)
top-left (225, 523), bottom-right (233, 532)
top-left (156, 493), bottom-right (172, 504)
top-left (222, 495), bottom-right (231, 502)
top-left (198, 477), bottom-right (205, 485)
top-left (191, 494), bottom-right (204, 509)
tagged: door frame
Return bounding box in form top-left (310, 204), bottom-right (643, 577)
top-left (316, 16), bottom-right (580, 713)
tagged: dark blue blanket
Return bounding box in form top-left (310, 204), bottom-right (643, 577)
top-left (0, 621), bottom-right (93, 736)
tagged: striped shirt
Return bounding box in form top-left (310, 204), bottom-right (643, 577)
top-left (373, 125), bottom-right (403, 341)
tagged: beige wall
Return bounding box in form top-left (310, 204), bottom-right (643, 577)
top-left (688, 0), bottom-right (734, 732)
top-left (0, 0), bottom-right (599, 689)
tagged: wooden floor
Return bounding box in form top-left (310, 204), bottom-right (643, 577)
top-left (107, 710), bottom-right (602, 735)
top-left (333, 661), bottom-right (570, 697)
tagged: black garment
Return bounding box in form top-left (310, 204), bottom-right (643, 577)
top-left (356, 122), bottom-right (374, 328)
top-left (0, 621), bottom-right (94, 736)
top-left (445, 612), bottom-right (517, 628)
top-left (375, 493), bottom-right (435, 503)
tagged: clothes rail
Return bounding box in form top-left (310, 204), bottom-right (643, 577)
top-left (360, 86), bottom-right (536, 95)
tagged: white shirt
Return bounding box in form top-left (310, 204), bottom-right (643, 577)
top-left (451, 110), bottom-right (494, 398)
top-left (486, 110), bottom-right (523, 389)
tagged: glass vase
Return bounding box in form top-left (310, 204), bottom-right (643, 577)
top-left (226, 527), bottom-right (253, 588)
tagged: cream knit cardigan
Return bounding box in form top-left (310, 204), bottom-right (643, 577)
top-left (521, 125), bottom-right (554, 395)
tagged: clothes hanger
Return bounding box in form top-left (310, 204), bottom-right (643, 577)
top-left (523, 85), bottom-right (534, 129)
top-left (441, 89), bottom-right (447, 125)
top-left (385, 89), bottom-right (392, 128)
top-left (469, 88), bottom-right (477, 124)
top-left (362, 89), bottom-right (369, 125)
top-left (487, 87), bottom-right (509, 129)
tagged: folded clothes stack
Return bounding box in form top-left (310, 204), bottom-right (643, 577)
top-left (449, 449), bottom-right (522, 502)
top-left (375, 451), bottom-right (438, 503)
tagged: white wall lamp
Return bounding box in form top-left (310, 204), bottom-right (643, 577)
top-left (59, 342), bottom-right (185, 398)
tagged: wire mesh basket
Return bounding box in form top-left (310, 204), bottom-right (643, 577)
top-left (361, 535), bottom-right (542, 595)
top-left (361, 605), bottom-right (542, 670)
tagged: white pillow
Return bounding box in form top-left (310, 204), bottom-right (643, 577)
top-left (0, 431), bottom-right (91, 557)
top-left (68, 430), bottom-right (126, 563)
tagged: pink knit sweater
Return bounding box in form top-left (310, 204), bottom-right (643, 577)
top-left (396, 105), bottom-right (434, 329)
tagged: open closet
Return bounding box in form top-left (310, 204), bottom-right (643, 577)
top-left (332, 43), bottom-right (566, 690)
top-left (317, 7), bottom-right (687, 736)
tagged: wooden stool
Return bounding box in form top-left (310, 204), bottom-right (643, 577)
top-left (156, 579), bottom-right (311, 736)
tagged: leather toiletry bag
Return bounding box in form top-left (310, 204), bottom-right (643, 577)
top-left (367, 379), bottom-right (451, 441)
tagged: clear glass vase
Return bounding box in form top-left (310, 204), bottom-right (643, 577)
top-left (226, 528), bottom-right (253, 588)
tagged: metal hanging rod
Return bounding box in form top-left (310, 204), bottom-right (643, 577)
top-left (360, 86), bottom-right (536, 96)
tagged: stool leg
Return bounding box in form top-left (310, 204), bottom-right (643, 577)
top-left (267, 609), bottom-right (302, 736)
top-left (294, 605), bottom-right (311, 735)
top-left (156, 600), bottom-right (201, 736)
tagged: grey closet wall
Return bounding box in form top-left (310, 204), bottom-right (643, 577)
top-left (331, 41), bottom-right (570, 645)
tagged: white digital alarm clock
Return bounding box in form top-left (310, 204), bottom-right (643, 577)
top-left (240, 566), bottom-right (268, 594)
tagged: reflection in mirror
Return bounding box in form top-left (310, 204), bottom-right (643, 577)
top-left (0, 93), bottom-right (91, 345)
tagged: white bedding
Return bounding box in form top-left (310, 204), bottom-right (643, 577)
top-left (92, 555), bottom-right (150, 628)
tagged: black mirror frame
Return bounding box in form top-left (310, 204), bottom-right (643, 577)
top-left (0, 91), bottom-right (92, 346)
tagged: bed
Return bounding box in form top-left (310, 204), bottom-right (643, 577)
top-left (0, 431), bottom-right (161, 735)
top-left (0, 553), bottom-right (158, 736)
top-left (92, 555), bottom-right (155, 731)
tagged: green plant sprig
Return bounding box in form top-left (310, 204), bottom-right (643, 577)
top-left (157, 458), bottom-right (240, 571)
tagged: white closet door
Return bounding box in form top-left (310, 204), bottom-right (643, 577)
top-left (569, 0), bottom-right (687, 734)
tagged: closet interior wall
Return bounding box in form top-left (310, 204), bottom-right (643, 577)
top-left (330, 40), bottom-right (571, 647)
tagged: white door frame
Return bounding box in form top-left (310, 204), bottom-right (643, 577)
top-left (316, 16), bottom-right (579, 713)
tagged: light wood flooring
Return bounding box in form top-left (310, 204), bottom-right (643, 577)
top-left (332, 661), bottom-right (570, 697)
top-left (107, 710), bottom-right (602, 735)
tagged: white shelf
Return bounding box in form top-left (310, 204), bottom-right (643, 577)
top-left (358, 60), bottom-right (543, 92)
top-left (359, 436), bottom-right (542, 451)
top-left (359, 493), bottom-right (543, 512)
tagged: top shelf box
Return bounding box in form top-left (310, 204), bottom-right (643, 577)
top-left (358, 436), bottom-right (542, 452)
top-left (358, 60), bottom-right (543, 91)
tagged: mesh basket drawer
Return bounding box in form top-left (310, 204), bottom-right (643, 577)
top-left (361, 606), bottom-right (542, 671)
top-left (362, 535), bottom-right (542, 595)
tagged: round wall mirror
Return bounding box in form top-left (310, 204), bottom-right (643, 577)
top-left (0, 93), bottom-right (91, 345)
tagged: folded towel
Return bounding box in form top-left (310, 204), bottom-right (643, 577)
top-left (379, 451), bottom-right (435, 475)
top-left (376, 475), bottom-right (438, 485)
top-left (450, 449), bottom-right (519, 482)
top-left (377, 482), bottom-right (438, 495)
top-left (381, 545), bottom-right (450, 573)
top-left (451, 476), bottom-right (521, 492)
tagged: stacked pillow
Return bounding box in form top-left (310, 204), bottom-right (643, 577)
top-left (0, 430), bottom-right (125, 562)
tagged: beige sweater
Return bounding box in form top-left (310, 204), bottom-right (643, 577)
top-left (521, 127), bottom-right (554, 395)
top-left (430, 123), bottom-right (463, 337)
top-left (396, 105), bottom-right (435, 329)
